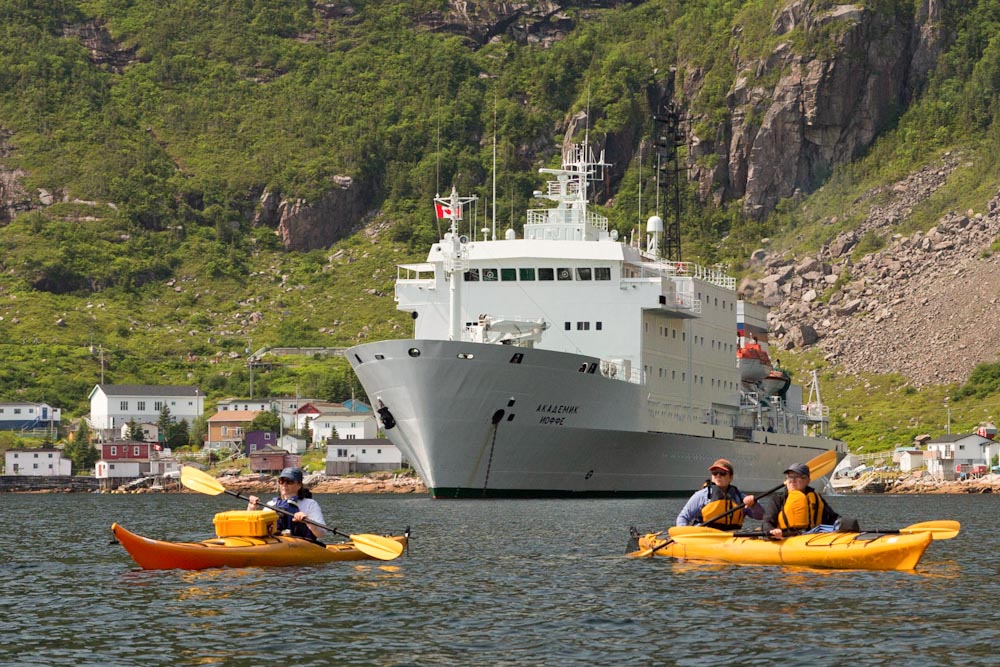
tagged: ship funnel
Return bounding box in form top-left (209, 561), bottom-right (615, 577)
top-left (504, 228), bottom-right (516, 240)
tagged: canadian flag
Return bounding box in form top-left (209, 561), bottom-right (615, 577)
top-left (435, 203), bottom-right (460, 219)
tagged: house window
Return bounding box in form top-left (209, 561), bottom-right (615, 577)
top-left (378, 449), bottom-right (383, 454)
top-left (565, 322), bottom-right (571, 331)
top-left (120, 401), bottom-right (128, 410)
top-left (137, 401), bottom-right (146, 411)
top-left (265, 433), bottom-right (272, 440)
top-left (596, 322), bottom-right (602, 330)
top-left (134, 446), bottom-right (140, 456)
top-left (154, 401), bottom-right (163, 410)
top-left (111, 446), bottom-right (117, 456)
top-left (14, 408), bottom-right (21, 414)
top-left (337, 449), bottom-right (347, 457)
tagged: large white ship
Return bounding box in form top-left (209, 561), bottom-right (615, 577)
top-left (347, 142), bottom-right (845, 498)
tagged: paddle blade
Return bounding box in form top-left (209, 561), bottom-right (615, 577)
top-left (806, 449), bottom-right (839, 480)
top-left (898, 520), bottom-right (960, 541)
top-left (349, 533), bottom-right (404, 561)
top-left (180, 466), bottom-right (227, 496)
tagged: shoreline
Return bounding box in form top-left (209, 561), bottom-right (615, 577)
top-left (881, 473), bottom-right (999, 494)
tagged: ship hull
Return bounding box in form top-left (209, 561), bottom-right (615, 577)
top-left (347, 339), bottom-right (842, 498)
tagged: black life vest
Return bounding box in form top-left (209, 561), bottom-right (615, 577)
top-left (271, 497), bottom-right (312, 539)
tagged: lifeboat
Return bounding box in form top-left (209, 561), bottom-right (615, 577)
top-left (737, 342), bottom-right (772, 382)
top-left (761, 368), bottom-right (791, 396)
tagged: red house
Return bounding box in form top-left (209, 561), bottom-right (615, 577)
top-left (101, 441), bottom-right (152, 461)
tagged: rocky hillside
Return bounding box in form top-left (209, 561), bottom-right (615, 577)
top-left (741, 153), bottom-right (1000, 386)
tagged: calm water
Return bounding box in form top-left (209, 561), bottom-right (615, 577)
top-left (1, 491), bottom-right (998, 666)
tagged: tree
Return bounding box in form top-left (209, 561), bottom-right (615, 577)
top-left (64, 422), bottom-right (99, 474)
top-left (128, 420), bottom-right (145, 441)
top-left (157, 405), bottom-right (173, 443)
top-left (167, 419), bottom-right (190, 449)
top-left (249, 411), bottom-right (281, 434)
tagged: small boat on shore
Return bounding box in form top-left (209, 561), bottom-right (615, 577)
top-left (111, 522), bottom-right (409, 570)
top-left (629, 520), bottom-right (959, 571)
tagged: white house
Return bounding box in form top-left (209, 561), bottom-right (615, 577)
top-left (925, 433), bottom-right (997, 480)
top-left (294, 402), bottom-right (378, 443)
top-left (0, 401), bottom-right (61, 433)
top-left (119, 422), bottom-right (160, 442)
top-left (897, 448), bottom-right (925, 472)
top-left (216, 396), bottom-right (323, 431)
top-left (279, 434), bottom-right (308, 454)
top-left (325, 439), bottom-right (402, 474)
top-left (5, 448), bottom-right (72, 475)
top-left (88, 384), bottom-right (204, 442)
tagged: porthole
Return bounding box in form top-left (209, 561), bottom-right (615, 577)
top-left (408, 348), bottom-right (421, 358)
top-left (458, 353), bottom-right (475, 359)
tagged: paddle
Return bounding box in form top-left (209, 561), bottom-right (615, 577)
top-left (628, 450), bottom-right (840, 558)
top-left (693, 449), bottom-right (839, 529)
top-left (180, 466), bottom-right (404, 561)
top-left (668, 520), bottom-right (960, 544)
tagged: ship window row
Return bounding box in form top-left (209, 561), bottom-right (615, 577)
top-left (652, 367), bottom-right (736, 390)
top-left (696, 292), bottom-right (735, 312)
top-left (565, 321), bottom-right (603, 331)
top-left (655, 325), bottom-right (734, 352)
top-left (464, 267), bottom-right (612, 282)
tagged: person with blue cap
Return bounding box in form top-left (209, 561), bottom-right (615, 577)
top-left (762, 462), bottom-right (840, 539)
top-left (247, 467), bottom-right (327, 541)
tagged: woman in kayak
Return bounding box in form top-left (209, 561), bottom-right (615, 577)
top-left (676, 458), bottom-right (762, 529)
top-left (763, 462), bottom-right (841, 539)
top-left (247, 467), bottom-right (328, 541)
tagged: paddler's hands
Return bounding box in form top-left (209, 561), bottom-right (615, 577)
top-left (743, 494), bottom-right (756, 507)
top-left (293, 511), bottom-right (308, 523)
top-left (247, 495), bottom-right (260, 510)
top-left (769, 528), bottom-right (783, 539)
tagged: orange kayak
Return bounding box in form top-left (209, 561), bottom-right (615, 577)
top-left (112, 522), bottom-right (408, 570)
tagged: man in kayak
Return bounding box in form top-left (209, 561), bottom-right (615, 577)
top-left (762, 462), bottom-right (841, 539)
top-left (676, 458), bottom-right (762, 529)
top-left (247, 467), bottom-right (327, 541)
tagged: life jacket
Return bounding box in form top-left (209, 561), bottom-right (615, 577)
top-left (271, 497), bottom-right (313, 539)
top-left (700, 483), bottom-right (744, 529)
top-left (777, 488), bottom-right (825, 531)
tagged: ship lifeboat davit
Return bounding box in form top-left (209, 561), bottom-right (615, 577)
top-left (737, 343), bottom-right (772, 382)
top-left (762, 368), bottom-right (791, 396)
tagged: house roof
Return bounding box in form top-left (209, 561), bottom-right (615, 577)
top-left (927, 433), bottom-right (993, 444)
top-left (91, 384), bottom-right (203, 398)
top-left (207, 410), bottom-right (261, 422)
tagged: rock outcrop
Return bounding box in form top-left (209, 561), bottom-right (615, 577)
top-left (743, 153), bottom-right (1000, 385)
top-left (686, 0), bottom-right (944, 219)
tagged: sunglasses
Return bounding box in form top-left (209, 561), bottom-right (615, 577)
top-left (710, 470), bottom-right (730, 476)
top-left (278, 478), bottom-right (297, 484)
top-left (785, 474), bottom-right (807, 481)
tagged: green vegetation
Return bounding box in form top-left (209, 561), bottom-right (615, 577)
top-left (1, 0), bottom-right (1000, 458)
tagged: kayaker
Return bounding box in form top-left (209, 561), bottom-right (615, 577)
top-left (762, 462), bottom-right (841, 539)
top-left (247, 467), bottom-right (327, 541)
top-left (676, 458), bottom-right (762, 529)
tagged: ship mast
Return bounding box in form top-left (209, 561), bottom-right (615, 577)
top-left (435, 186), bottom-right (477, 340)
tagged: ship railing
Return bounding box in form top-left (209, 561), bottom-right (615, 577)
top-left (802, 402), bottom-right (830, 422)
top-left (630, 259), bottom-right (736, 290)
top-left (600, 359), bottom-right (643, 384)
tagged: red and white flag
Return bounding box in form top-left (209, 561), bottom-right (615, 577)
top-left (435, 203), bottom-right (460, 219)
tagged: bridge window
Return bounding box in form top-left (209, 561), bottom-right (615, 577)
top-left (501, 268), bottom-right (516, 281)
top-left (539, 268), bottom-right (555, 280)
top-left (557, 268), bottom-right (573, 280)
top-left (595, 267), bottom-right (611, 280)
top-left (464, 269), bottom-right (480, 281)
top-left (483, 269), bottom-right (498, 281)
top-left (519, 268), bottom-right (536, 281)
top-left (576, 267), bottom-right (592, 280)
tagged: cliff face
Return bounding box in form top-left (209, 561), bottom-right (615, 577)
top-left (686, 0), bottom-right (945, 219)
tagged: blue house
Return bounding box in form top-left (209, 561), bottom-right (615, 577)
top-left (0, 402), bottom-right (61, 432)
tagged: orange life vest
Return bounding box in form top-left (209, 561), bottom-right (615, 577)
top-left (777, 489), bottom-right (825, 531)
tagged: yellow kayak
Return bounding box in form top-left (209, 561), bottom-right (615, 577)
top-left (112, 522), bottom-right (408, 570)
top-left (631, 522), bottom-right (959, 571)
